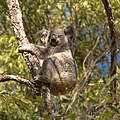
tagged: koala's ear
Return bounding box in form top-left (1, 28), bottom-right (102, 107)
top-left (64, 26), bottom-right (74, 39)
top-left (36, 30), bottom-right (50, 46)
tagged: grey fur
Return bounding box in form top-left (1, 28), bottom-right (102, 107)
top-left (19, 26), bottom-right (78, 95)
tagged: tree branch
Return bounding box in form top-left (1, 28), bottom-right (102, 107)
top-left (7, 0), bottom-right (29, 45)
top-left (101, 0), bottom-right (117, 93)
top-left (83, 36), bottom-right (100, 71)
top-left (0, 75), bottom-right (35, 89)
top-left (7, 0), bottom-right (39, 77)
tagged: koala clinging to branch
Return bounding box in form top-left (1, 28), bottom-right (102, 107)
top-left (19, 26), bottom-right (78, 95)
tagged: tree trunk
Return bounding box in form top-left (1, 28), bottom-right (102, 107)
top-left (7, 0), bottom-right (54, 113)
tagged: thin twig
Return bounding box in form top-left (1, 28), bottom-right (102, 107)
top-left (83, 36), bottom-right (100, 71)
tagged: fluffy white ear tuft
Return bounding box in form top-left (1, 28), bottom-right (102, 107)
top-left (36, 30), bottom-right (49, 46)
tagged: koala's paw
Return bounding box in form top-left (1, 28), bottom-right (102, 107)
top-left (18, 45), bottom-right (27, 53)
top-left (18, 44), bottom-right (34, 54)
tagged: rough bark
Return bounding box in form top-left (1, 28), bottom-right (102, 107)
top-left (101, 0), bottom-right (117, 93)
top-left (0, 75), bottom-right (35, 89)
top-left (6, 0), bottom-right (53, 112)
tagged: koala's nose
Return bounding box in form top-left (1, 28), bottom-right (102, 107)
top-left (51, 38), bottom-right (56, 42)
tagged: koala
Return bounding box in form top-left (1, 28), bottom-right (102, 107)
top-left (19, 26), bottom-right (78, 95)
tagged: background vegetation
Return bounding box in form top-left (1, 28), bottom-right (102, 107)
top-left (0, 0), bottom-right (120, 119)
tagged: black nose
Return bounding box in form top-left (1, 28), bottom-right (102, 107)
top-left (51, 38), bottom-right (56, 42)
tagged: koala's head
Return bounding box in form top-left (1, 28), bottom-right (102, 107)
top-left (37, 26), bottom-right (74, 48)
top-left (48, 29), bottom-right (66, 47)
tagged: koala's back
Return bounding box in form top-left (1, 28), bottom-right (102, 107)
top-left (41, 50), bottom-right (77, 95)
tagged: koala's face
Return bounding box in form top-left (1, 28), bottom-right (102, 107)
top-left (37, 26), bottom-right (74, 47)
top-left (48, 29), bottom-right (66, 47)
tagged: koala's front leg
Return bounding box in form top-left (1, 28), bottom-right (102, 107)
top-left (19, 44), bottom-right (48, 59)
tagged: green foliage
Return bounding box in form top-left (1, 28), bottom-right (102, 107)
top-left (0, 35), bottom-right (30, 78)
top-left (0, 0), bottom-right (120, 119)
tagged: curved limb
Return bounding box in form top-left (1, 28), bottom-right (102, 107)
top-left (0, 75), bottom-right (35, 89)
